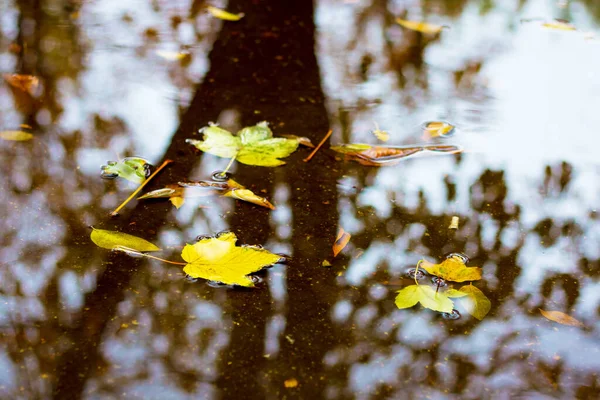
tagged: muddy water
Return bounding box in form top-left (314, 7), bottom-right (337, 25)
top-left (1, 0), bottom-right (599, 399)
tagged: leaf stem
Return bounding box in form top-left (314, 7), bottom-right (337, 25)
top-left (218, 153), bottom-right (237, 178)
top-left (140, 253), bottom-right (187, 265)
top-left (414, 260), bottom-right (423, 285)
top-left (303, 129), bottom-right (333, 162)
top-left (110, 159), bottom-right (172, 216)
top-left (114, 247), bottom-right (186, 265)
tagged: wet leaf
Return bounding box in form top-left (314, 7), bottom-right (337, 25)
top-left (396, 18), bottom-right (446, 34)
top-left (101, 157), bottom-right (151, 184)
top-left (331, 143), bottom-right (461, 166)
top-left (90, 228), bottom-right (160, 252)
top-left (138, 184), bottom-right (218, 209)
top-left (207, 6), bottom-right (244, 21)
top-left (420, 256), bottom-right (482, 282)
top-left (456, 285), bottom-right (491, 320)
top-left (395, 284), bottom-right (454, 313)
top-left (540, 309), bottom-right (584, 327)
top-left (281, 134), bottom-right (315, 148)
top-left (156, 50), bottom-right (191, 61)
top-left (182, 232), bottom-right (281, 287)
top-left (372, 122), bottom-right (389, 142)
top-left (423, 121), bottom-right (455, 138)
top-left (3, 73), bottom-right (39, 95)
top-left (0, 130), bottom-right (33, 141)
top-left (333, 228), bottom-right (351, 257)
top-left (170, 196), bottom-right (185, 209)
top-left (186, 122), bottom-right (300, 167)
top-left (542, 21), bottom-right (576, 31)
top-left (223, 188), bottom-right (275, 210)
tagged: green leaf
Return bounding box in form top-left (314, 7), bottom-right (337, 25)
top-left (182, 232), bottom-right (282, 287)
top-left (101, 157), bottom-right (150, 184)
top-left (90, 228), bottom-right (160, 252)
top-left (186, 122), bottom-right (300, 167)
top-left (0, 130), bottom-right (33, 141)
top-left (420, 256), bottom-right (482, 282)
top-left (457, 285), bottom-right (491, 320)
top-left (446, 288), bottom-right (469, 298)
top-left (395, 284), bottom-right (454, 313)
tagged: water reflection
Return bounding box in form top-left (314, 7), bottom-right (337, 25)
top-left (1, 0), bottom-right (599, 399)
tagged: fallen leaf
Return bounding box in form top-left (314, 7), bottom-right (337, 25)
top-left (322, 260), bottom-right (332, 267)
top-left (422, 121), bottom-right (455, 139)
top-left (453, 285), bottom-right (491, 320)
top-left (541, 21), bottom-right (576, 31)
top-left (138, 184), bottom-right (218, 209)
top-left (281, 134), bottom-right (315, 148)
top-left (90, 228), bottom-right (160, 252)
top-left (372, 122), bottom-right (389, 142)
top-left (156, 50), bottom-right (191, 61)
top-left (186, 122), bottom-right (301, 167)
top-left (223, 188), bottom-right (275, 210)
top-left (101, 157), bottom-right (151, 184)
top-left (395, 284), bottom-right (454, 313)
top-left (207, 6), bottom-right (244, 21)
top-left (3, 73), bottom-right (40, 95)
top-left (284, 378), bottom-right (298, 388)
top-left (182, 232), bottom-right (281, 287)
top-left (396, 18), bottom-right (446, 34)
top-left (0, 130), bottom-right (33, 141)
top-left (331, 143), bottom-right (461, 166)
top-left (420, 256), bottom-right (482, 282)
top-left (170, 196), bottom-right (185, 209)
top-left (540, 309), bottom-right (584, 327)
top-left (449, 216), bottom-right (459, 230)
top-left (333, 228), bottom-right (351, 257)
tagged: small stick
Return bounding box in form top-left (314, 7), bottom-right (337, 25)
top-left (138, 253), bottom-right (186, 265)
top-left (303, 129), bottom-right (333, 162)
top-left (110, 159), bottom-right (173, 216)
top-left (217, 153), bottom-right (237, 178)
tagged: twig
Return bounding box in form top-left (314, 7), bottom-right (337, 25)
top-left (303, 129), bottom-right (333, 162)
top-left (110, 159), bottom-right (173, 216)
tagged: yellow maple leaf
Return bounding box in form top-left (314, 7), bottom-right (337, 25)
top-left (181, 232), bottom-right (281, 287)
top-left (419, 256), bottom-right (482, 282)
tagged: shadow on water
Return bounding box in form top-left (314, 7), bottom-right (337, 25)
top-left (1, 0), bottom-right (600, 399)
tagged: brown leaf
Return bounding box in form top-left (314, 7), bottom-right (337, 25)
top-left (333, 228), bottom-right (351, 257)
top-left (539, 309), bottom-right (584, 327)
top-left (3, 74), bottom-right (40, 95)
top-left (332, 144), bottom-right (462, 166)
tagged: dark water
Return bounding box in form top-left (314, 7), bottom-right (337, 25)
top-left (1, 0), bottom-right (600, 399)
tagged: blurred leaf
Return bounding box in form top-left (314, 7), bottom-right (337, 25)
top-left (423, 121), bottom-right (455, 139)
top-left (182, 232), bottom-right (281, 287)
top-left (101, 157), bottom-right (151, 184)
top-left (186, 122), bottom-right (300, 167)
top-left (395, 284), bottom-right (454, 313)
top-left (396, 19), bottom-right (446, 34)
top-left (90, 228), bottom-right (160, 252)
top-left (333, 228), bottom-right (351, 257)
top-left (281, 134), bottom-right (315, 148)
top-left (138, 184), bottom-right (218, 209)
top-left (542, 21), bottom-right (576, 31)
top-left (170, 196), bottom-right (185, 209)
top-left (420, 256), bottom-right (482, 282)
top-left (0, 130), bottom-right (33, 141)
top-left (156, 50), bottom-right (191, 61)
top-left (207, 6), bottom-right (244, 21)
top-left (372, 122), bottom-right (389, 142)
top-left (540, 309), bottom-right (584, 327)
top-left (3, 73), bottom-right (39, 95)
top-left (456, 285), bottom-right (491, 320)
top-left (331, 143), bottom-right (462, 166)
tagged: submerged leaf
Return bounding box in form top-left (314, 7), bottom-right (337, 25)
top-left (456, 285), bottom-right (491, 320)
top-left (396, 18), bottom-right (446, 34)
top-left (331, 143), bottom-right (461, 166)
top-left (101, 157), bottom-right (151, 184)
top-left (372, 122), bottom-right (389, 142)
top-left (420, 256), bottom-right (482, 282)
top-left (207, 6), bottom-right (244, 21)
top-left (540, 309), bottom-right (584, 327)
top-left (90, 228), bottom-right (160, 252)
top-left (0, 130), bottom-right (33, 141)
top-left (395, 284), bottom-right (454, 313)
top-left (333, 228), bottom-right (351, 257)
top-left (186, 122), bottom-right (300, 167)
top-left (182, 232), bottom-right (281, 287)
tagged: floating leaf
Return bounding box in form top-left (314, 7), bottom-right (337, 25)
top-left (396, 18), bottom-right (446, 34)
top-left (223, 188), bottom-right (275, 210)
top-left (170, 196), bottom-right (185, 209)
top-left (3, 73), bottom-right (39, 95)
top-left (139, 184), bottom-right (218, 209)
top-left (372, 122), bottom-right (389, 142)
top-left (420, 256), bottom-right (482, 282)
top-left (156, 50), bottom-right (191, 61)
top-left (186, 122), bottom-right (301, 167)
top-left (281, 134), bottom-right (315, 148)
top-left (0, 130), bottom-right (33, 141)
top-left (540, 309), bottom-right (584, 327)
top-left (90, 228), bottom-right (160, 252)
top-left (542, 21), bottom-right (576, 31)
top-left (422, 121), bottom-right (455, 138)
top-left (331, 143), bottom-right (462, 166)
top-left (182, 232), bottom-right (281, 287)
top-left (207, 6), bottom-right (244, 21)
top-left (455, 285), bottom-right (491, 320)
top-left (333, 228), bottom-right (351, 257)
top-left (101, 157), bottom-right (151, 184)
top-left (395, 284), bottom-right (454, 313)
